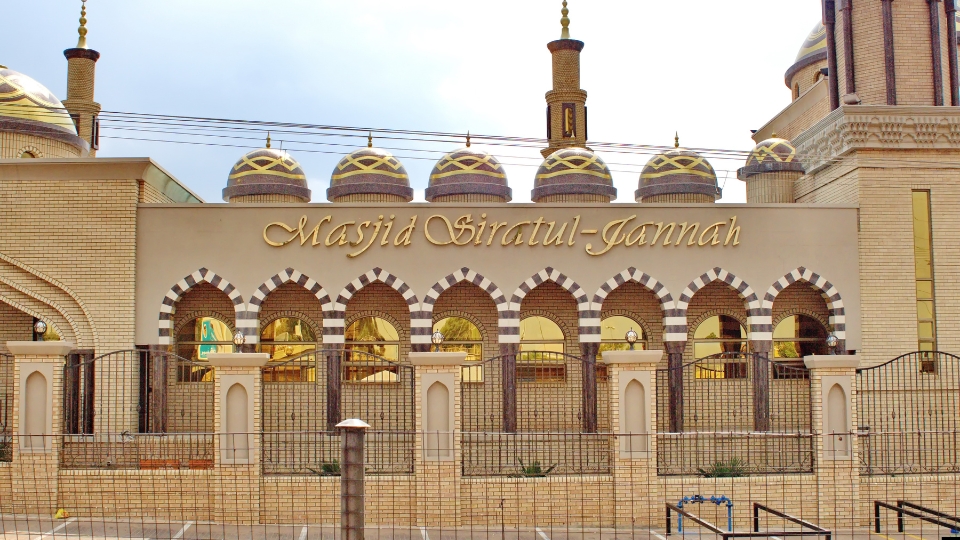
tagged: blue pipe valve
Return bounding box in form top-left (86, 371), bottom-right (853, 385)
top-left (677, 495), bottom-right (734, 533)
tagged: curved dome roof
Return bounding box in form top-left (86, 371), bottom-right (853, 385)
top-left (0, 67), bottom-right (79, 136)
top-left (743, 136), bottom-right (804, 171)
top-left (636, 145), bottom-right (720, 201)
top-left (795, 22), bottom-right (827, 64)
top-left (426, 144), bottom-right (511, 202)
top-left (222, 145), bottom-right (311, 202)
top-left (328, 146), bottom-right (413, 202)
top-left (532, 147), bottom-right (616, 202)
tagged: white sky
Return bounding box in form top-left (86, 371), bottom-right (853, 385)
top-left (2, 0), bottom-right (823, 203)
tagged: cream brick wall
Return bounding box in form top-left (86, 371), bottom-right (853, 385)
top-left (0, 133), bottom-right (82, 159)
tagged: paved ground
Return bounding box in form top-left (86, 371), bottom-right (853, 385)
top-left (2, 516), bottom-right (958, 540)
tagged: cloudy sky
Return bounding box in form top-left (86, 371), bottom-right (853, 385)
top-left (2, 0), bottom-right (822, 203)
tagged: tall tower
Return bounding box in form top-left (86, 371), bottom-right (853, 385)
top-left (62, 0), bottom-right (102, 157)
top-left (822, 0), bottom-right (957, 107)
top-left (542, 1), bottom-right (588, 158)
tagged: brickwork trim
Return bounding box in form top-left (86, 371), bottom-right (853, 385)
top-left (675, 268), bottom-right (762, 344)
top-left (331, 268), bottom-right (421, 346)
top-left (592, 267), bottom-right (676, 339)
top-left (159, 269), bottom-right (245, 346)
top-left (762, 267), bottom-right (846, 341)
top-left (0, 294), bottom-right (66, 343)
top-left (246, 268), bottom-right (332, 346)
top-left (506, 267), bottom-right (595, 344)
top-left (422, 268), bottom-right (509, 344)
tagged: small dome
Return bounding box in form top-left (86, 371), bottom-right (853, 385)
top-left (740, 136), bottom-right (805, 178)
top-left (328, 146), bottom-right (413, 202)
top-left (426, 144), bottom-right (511, 202)
top-left (637, 144), bottom-right (720, 202)
top-left (223, 144), bottom-right (311, 202)
top-left (532, 147), bottom-right (616, 202)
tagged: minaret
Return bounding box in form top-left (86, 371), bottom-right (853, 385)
top-left (62, 0), bottom-right (102, 157)
top-left (542, 1), bottom-right (588, 158)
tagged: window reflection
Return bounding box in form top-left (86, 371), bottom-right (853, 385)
top-left (176, 317), bottom-right (233, 382)
top-left (260, 317), bottom-right (318, 382)
top-left (345, 317), bottom-right (400, 382)
top-left (693, 315), bottom-right (747, 379)
top-left (598, 315), bottom-right (646, 360)
top-left (433, 317), bottom-right (483, 382)
top-left (519, 316), bottom-right (565, 382)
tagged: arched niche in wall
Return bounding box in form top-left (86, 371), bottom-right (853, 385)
top-left (24, 371), bottom-right (48, 450)
top-left (825, 383), bottom-right (849, 458)
top-left (425, 381), bottom-right (451, 458)
top-left (618, 371), bottom-right (652, 458)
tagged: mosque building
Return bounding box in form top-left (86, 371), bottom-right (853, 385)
top-left (0, 0), bottom-right (958, 527)
top-left (9, 0), bottom-right (958, 365)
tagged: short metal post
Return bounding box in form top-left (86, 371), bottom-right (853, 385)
top-left (339, 419), bottom-right (370, 540)
top-left (874, 502), bottom-right (881, 533)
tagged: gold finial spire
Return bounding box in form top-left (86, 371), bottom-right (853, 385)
top-left (560, 1), bottom-right (570, 39)
top-left (674, 132), bottom-right (680, 148)
top-left (367, 132), bottom-right (373, 148)
top-left (771, 132), bottom-right (779, 139)
top-left (266, 132), bottom-right (272, 148)
top-left (466, 131), bottom-right (471, 148)
top-left (77, 0), bottom-right (89, 49)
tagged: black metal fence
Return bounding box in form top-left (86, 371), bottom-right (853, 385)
top-left (0, 353), bottom-right (11, 462)
top-left (656, 352), bottom-right (814, 476)
top-left (261, 349), bottom-right (415, 475)
top-left (60, 349), bottom-right (215, 470)
top-left (857, 351), bottom-right (960, 475)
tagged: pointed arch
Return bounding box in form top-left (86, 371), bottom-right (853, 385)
top-left (330, 268), bottom-right (421, 346)
top-left (506, 267), bottom-right (595, 344)
top-left (676, 267), bottom-right (763, 343)
top-left (422, 268), bottom-right (510, 343)
top-left (158, 268), bottom-right (244, 345)
top-left (246, 268), bottom-right (333, 345)
top-left (0, 293), bottom-right (71, 345)
top-left (763, 267), bottom-right (845, 341)
top-left (592, 267), bottom-right (680, 343)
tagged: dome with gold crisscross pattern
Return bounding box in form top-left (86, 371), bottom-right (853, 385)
top-left (636, 137), bottom-right (720, 203)
top-left (328, 138), bottom-right (412, 202)
top-left (427, 138), bottom-right (511, 202)
top-left (532, 147), bottom-right (616, 203)
top-left (223, 137), bottom-right (311, 202)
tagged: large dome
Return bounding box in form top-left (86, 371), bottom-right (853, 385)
top-left (532, 147), bottom-right (616, 202)
top-left (636, 143), bottom-right (720, 202)
top-left (785, 22), bottom-right (828, 90)
top-left (426, 144), bottom-right (511, 202)
top-left (328, 145), bottom-right (413, 202)
top-left (0, 67), bottom-right (77, 135)
top-left (223, 143), bottom-right (311, 202)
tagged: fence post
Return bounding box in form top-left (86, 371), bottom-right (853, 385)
top-left (6, 340), bottom-right (74, 515)
top-left (339, 418), bottom-right (370, 540)
top-left (410, 351), bottom-right (466, 529)
top-left (326, 346), bottom-right (343, 431)
top-left (500, 343), bottom-right (518, 433)
top-left (752, 346), bottom-right (772, 432)
top-left (603, 349), bottom-right (662, 527)
top-left (581, 342), bottom-right (599, 433)
top-left (665, 341), bottom-right (685, 432)
top-left (207, 352), bottom-right (268, 526)
top-left (805, 354), bottom-right (860, 530)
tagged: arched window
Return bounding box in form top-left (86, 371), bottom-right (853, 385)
top-left (433, 317), bottom-right (483, 382)
top-left (793, 83), bottom-right (801, 100)
top-left (519, 316), bottom-right (565, 383)
top-left (176, 317), bottom-right (233, 382)
top-left (693, 315), bottom-right (748, 379)
top-left (773, 314), bottom-right (827, 364)
top-left (344, 316), bottom-right (400, 382)
top-left (260, 317), bottom-right (317, 362)
top-left (599, 315), bottom-right (646, 359)
top-left (20, 151), bottom-right (36, 158)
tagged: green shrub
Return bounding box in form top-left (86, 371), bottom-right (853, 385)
top-left (698, 458), bottom-right (747, 478)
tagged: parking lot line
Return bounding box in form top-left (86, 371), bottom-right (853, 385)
top-left (33, 517), bottom-right (75, 540)
top-left (298, 526), bottom-right (308, 540)
top-left (171, 521), bottom-right (194, 539)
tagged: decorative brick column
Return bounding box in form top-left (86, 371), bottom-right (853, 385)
top-left (7, 341), bottom-right (74, 515)
top-left (602, 349), bottom-right (662, 527)
top-left (207, 353), bottom-right (268, 525)
top-left (410, 351), bottom-right (466, 528)
top-left (805, 354), bottom-right (860, 530)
